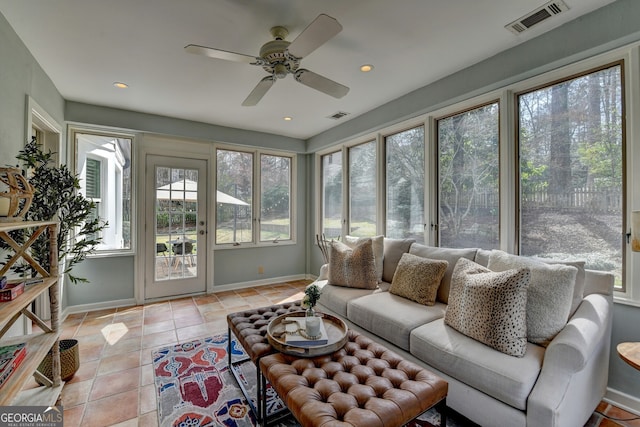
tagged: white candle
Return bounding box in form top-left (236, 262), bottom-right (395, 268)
top-left (305, 316), bottom-right (321, 337)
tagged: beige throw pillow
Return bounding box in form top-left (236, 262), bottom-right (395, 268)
top-left (408, 245), bottom-right (478, 304)
top-left (389, 253), bottom-right (448, 306)
top-left (445, 258), bottom-right (530, 357)
top-left (328, 239), bottom-right (378, 289)
top-left (382, 238), bottom-right (415, 283)
top-left (344, 235), bottom-right (384, 283)
top-left (488, 250), bottom-right (578, 346)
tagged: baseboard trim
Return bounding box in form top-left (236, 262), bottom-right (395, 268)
top-left (211, 274), bottom-right (309, 292)
top-left (61, 275), bottom-right (313, 319)
top-left (61, 298), bottom-right (137, 321)
top-left (605, 386), bottom-right (640, 415)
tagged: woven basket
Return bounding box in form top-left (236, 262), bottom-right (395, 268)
top-left (35, 339), bottom-right (80, 385)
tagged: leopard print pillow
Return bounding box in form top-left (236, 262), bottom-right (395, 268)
top-left (389, 253), bottom-right (448, 305)
top-left (328, 239), bottom-right (378, 289)
top-left (445, 257), bottom-right (530, 357)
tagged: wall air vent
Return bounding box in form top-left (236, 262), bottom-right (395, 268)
top-left (327, 111), bottom-right (350, 120)
top-left (506, 0), bottom-right (569, 35)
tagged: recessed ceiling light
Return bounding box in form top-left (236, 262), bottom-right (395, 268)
top-left (283, 116), bottom-right (293, 121)
top-left (360, 64), bottom-right (374, 72)
top-left (113, 82), bottom-right (128, 89)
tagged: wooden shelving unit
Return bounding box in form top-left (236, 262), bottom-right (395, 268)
top-left (0, 220), bottom-right (62, 406)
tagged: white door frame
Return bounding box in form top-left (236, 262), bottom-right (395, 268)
top-left (135, 135), bottom-right (214, 303)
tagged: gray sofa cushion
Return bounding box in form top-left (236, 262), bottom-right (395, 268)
top-left (316, 281), bottom-right (379, 317)
top-left (346, 292), bottom-right (445, 351)
top-left (474, 248), bottom-right (492, 267)
top-left (410, 318), bottom-right (545, 410)
top-left (382, 238), bottom-right (415, 282)
top-left (409, 244), bottom-right (478, 304)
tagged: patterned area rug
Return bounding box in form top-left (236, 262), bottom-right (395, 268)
top-left (152, 333), bottom-right (471, 427)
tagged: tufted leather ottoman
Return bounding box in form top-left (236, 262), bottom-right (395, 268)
top-left (227, 301), bottom-right (304, 420)
top-left (259, 330), bottom-right (448, 427)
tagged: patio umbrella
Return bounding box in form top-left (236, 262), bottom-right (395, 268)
top-left (156, 179), bottom-right (248, 205)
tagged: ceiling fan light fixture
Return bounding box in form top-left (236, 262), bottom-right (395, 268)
top-left (113, 82), bottom-right (128, 89)
top-left (283, 116), bottom-right (293, 121)
top-left (274, 63), bottom-right (288, 79)
top-left (360, 64), bottom-right (374, 72)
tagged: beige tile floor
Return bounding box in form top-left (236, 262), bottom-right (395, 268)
top-left (22, 279), bottom-right (640, 427)
top-left (23, 279), bottom-right (310, 427)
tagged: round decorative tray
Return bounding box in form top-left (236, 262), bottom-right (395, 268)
top-left (266, 310), bottom-right (349, 357)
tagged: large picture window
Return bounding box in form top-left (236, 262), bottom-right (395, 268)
top-left (75, 131), bottom-right (132, 251)
top-left (216, 148), bottom-right (295, 245)
top-left (321, 151), bottom-right (343, 240)
top-left (260, 154), bottom-right (291, 242)
top-left (216, 149), bottom-right (253, 244)
top-left (386, 126), bottom-right (425, 242)
top-left (518, 63), bottom-right (624, 288)
top-left (437, 102), bottom-right (500, 249)
top-left (349, 141), bottom-right (376, 237)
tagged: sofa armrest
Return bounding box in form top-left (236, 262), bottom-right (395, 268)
top-left (544, 293), bottom-right (611, 372)
top-left (318, 263), bottom-right (329, 280)
top-left (527, 293), bottom-right (612, 426)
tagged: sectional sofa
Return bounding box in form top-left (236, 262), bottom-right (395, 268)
top-left (313, 237), bottom-right (614, 427)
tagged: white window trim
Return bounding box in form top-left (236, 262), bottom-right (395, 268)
top-left (70, 124), bottom-right (136, 257)
top-left (213, 144), bottom-right (297, 249)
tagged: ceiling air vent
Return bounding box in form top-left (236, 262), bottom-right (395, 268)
top-left (327, 111), bottom-right (350, 120)
top-left (506, 0), bottom-right (569, 35)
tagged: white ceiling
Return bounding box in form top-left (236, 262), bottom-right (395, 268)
top-left (0, 0), bottom-right (615, 140)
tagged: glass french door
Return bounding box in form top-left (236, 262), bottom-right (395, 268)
top-left (145, 155), bottom-right (207, 299)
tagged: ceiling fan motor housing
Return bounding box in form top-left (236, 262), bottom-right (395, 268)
top-left (259, 26), bottom-right (300, 77)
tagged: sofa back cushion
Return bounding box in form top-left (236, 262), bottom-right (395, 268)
top-left (382, 238), bottom-right (415, 283)
top-left (445, 257), bottom-right (530, 357)
top-left (329, 239), bottom-right (378, 289)
top-left (409, 244), bottom-right (478, 304)
top-left (488, 250), bottom-right (578, 346)
top-left (389, 253), bottom-right (448, 305)
top-left (344, 235), bottom-right (384, 283)
top-left (474, 249), bottom-right (492, 267)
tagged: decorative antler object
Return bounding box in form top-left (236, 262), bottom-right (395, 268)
top-left (316, 233), bottom-right (332, 264)
top-left (0, 167), bottom-right (34, 222)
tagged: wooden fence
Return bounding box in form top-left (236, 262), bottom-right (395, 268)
top-left (442, 186), bottom-right (621, 213)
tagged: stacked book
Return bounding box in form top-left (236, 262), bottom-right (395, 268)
top-left (0, 343), bottom-right (27, 389)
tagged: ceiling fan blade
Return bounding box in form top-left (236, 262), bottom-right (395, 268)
top-left (242, 76), bottom-right (276, 106)
top-left (185, 44), bottom-right (262, 65)
top-left (287, 14), bottom-right (342, 59)
top-left (294, 69), bottom-right (349, 99)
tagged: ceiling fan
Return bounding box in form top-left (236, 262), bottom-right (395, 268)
top-left (185, 14), bottom-right (350, 106)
